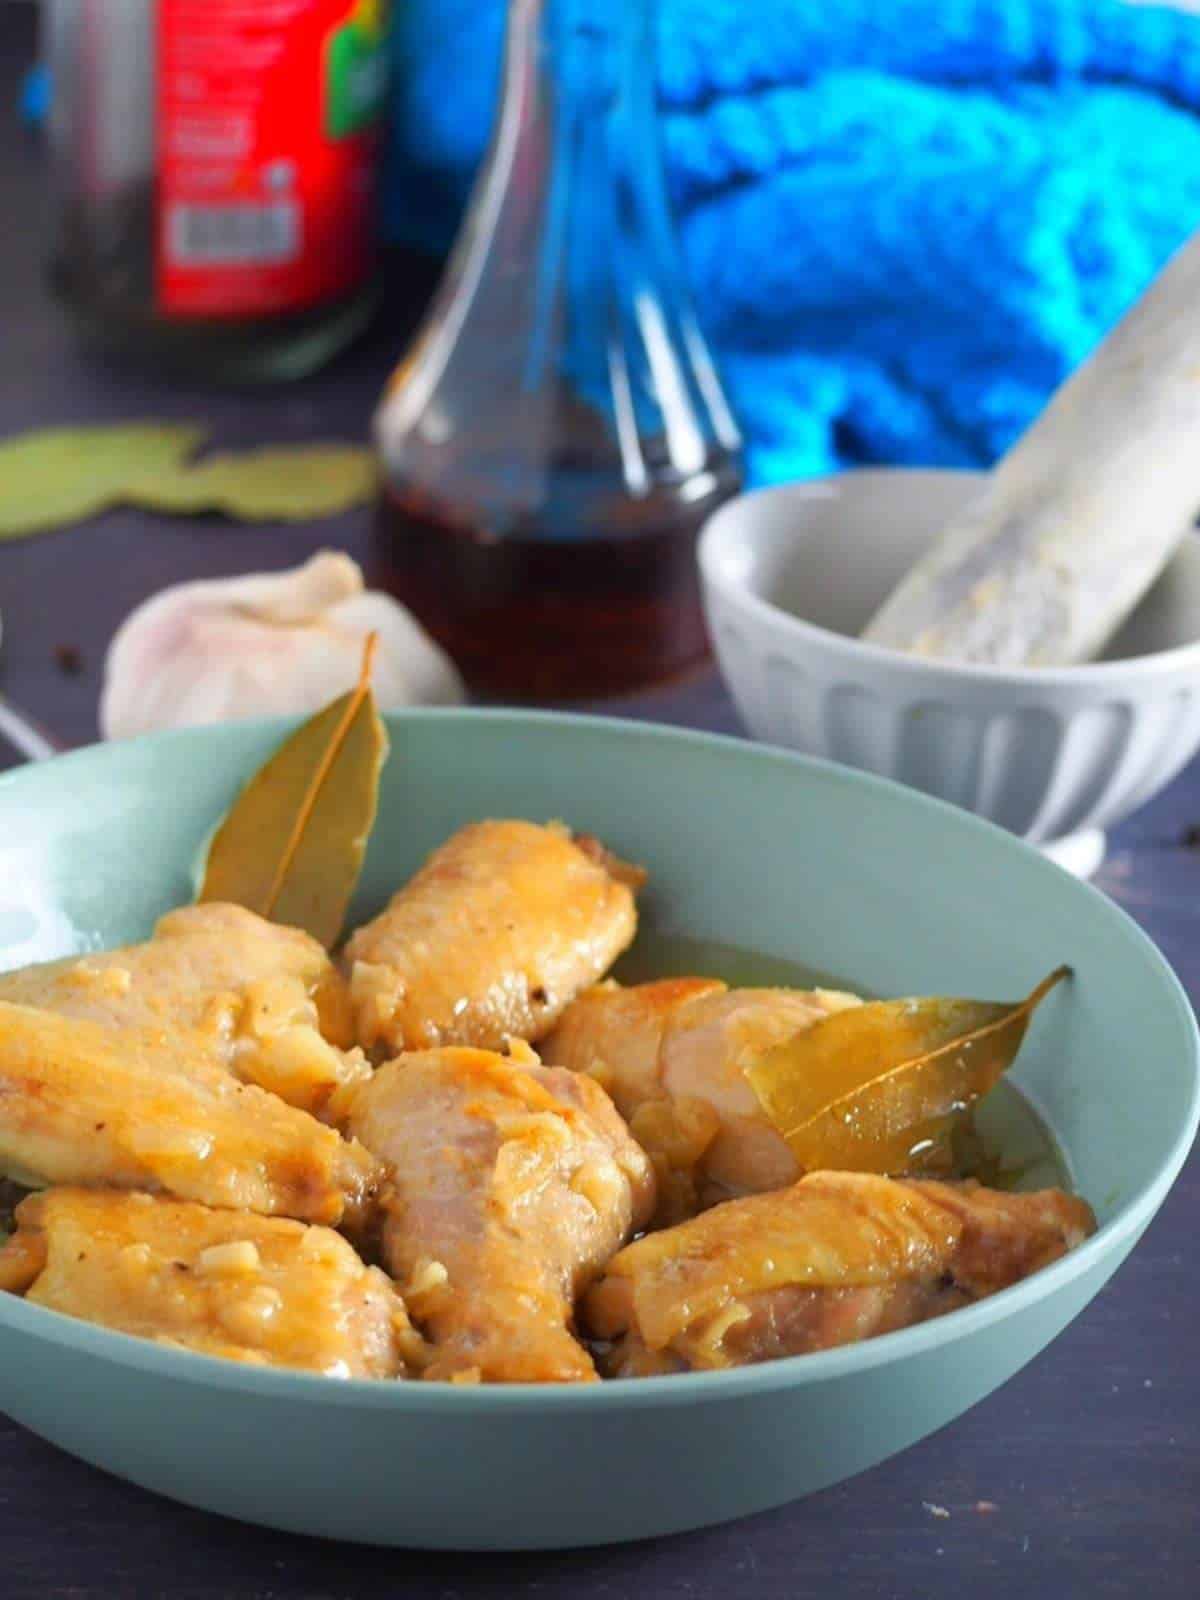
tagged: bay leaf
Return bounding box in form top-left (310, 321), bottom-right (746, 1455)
top-left (745, 967), bottom-right (1070, 1176)
top-left (198, 635), bottom-right (389, 947)
top-left (0, 423), bottom-right (206, 540)
top-left (127, 444), bottom-right (376, 522)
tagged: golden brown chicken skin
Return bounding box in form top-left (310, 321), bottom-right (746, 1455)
top-left (584, 1173), bottom-right (1095, 1376)
top-left (0, 1002), bottom-right (380, 1225)
top-left (542, 979), bottom-right (861, 1219)
top-left (0, 1188), bottom-right (415, 1377)
top-left (0, 903), bottom-right (365, 1115)
top-left (343, 821), bottom-right (641, 1058)
top-left (339, 1045), bottom-right (656, 1383)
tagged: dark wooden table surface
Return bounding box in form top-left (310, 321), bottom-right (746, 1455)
top-left (1, 7), bottom-right (1197, 1596)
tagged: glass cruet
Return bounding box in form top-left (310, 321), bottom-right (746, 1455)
top-left (374, 0), bottom-right (743, 700)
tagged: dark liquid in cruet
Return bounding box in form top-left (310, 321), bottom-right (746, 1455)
top-left (373, 471), bottom-right (740, 702)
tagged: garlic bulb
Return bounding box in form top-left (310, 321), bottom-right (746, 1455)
top-left (100, 552), bottom-right (464, 740)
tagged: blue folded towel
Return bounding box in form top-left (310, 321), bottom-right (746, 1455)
top-left (384, 0), bottom-right (1200, 484)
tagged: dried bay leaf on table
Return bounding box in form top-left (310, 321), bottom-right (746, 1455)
top-left (127, 444), bottom-right (376, 521)
top-left (0, 423), bottom-right (206, 539)
top-left (746, 967), bottom-right (1070, 1176)
top-left (0, 428), bottom-right (373, 535)
top-left (198, 637), bottom-right (389, 947)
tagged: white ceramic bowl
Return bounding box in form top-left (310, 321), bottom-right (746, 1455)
top-left (700, 470), bottom-right (1200, 875)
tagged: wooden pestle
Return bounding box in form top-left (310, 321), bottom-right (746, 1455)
top-left (862, 229), bottom-right (1200, 665)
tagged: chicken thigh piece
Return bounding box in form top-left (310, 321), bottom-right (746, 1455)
top-left (0, 1002), bottom-right (380, 1225)
top-left (584, 1172), bottom-right (1095, 1375)
top-left (344, 821), bottom-right (642, 1058)
top-left (0, 903), bottom-right (365, 1114)
top-left (542, 980), bottom-right (861, 1216)
top-left (340, 1046), bottom-right (656, 1383)
top-left (0, 1188), bottom-right (415, 1377)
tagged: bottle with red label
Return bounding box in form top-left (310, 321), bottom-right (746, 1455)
top-left (44, 0), bottom-right (387, 381)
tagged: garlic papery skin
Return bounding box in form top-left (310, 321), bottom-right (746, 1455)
top-left (100, 551), bottom-right (465, 740)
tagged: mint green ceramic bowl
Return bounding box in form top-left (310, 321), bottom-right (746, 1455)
top-left (0, 711), bottom-right (1195, 1549)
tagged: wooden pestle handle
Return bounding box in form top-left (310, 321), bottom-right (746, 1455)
top-left (862, 228), bottom-right (1200, 665)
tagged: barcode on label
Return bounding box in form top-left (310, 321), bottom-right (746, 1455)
top-left (166, 202), bottom-right (300, 266)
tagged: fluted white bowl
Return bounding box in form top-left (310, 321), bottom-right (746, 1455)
top-left (699, 470), bottom-right (1200, 870)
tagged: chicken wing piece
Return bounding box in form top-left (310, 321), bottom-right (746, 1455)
top-left (340, 1045), bottom-right (656, 1383)
top-left (542, 978), bottom-right (726, 1119)
top-left (0, 903), bottom-right (365, 1114)
top-left (0, 1188), bottom-right (416, 1377)
top-left (584, 1172), bottom-right (1095, 1375)
top-left (344, 821), bottom-right (642, 1058)
top-left (0, 1002), bottom-right (380, 1225)
top-left (542, 980), bottom-right (861, 1217)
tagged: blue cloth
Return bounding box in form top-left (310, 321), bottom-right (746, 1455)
top-left (18, 66), bottom-right (49, 128)
top-left (383, 0), bottom-right (1200, 484)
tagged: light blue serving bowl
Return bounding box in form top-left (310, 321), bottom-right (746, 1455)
top-left (0, 711), bottom-right (1195, 1549)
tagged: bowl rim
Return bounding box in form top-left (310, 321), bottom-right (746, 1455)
top-left (698, 469), bottom-right (1200, 688)
top-left (0, 707), bottom-right (1196, 1410)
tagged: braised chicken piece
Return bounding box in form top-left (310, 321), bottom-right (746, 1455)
top-left (542, 979), bottom-right (861, 1218)
top-left (0, 1002), bottom-right (379, 1225)
top-left (339, 1045), bottom-right (656, 1383)
top-left (584, 1172), bottom-right (1095, 1376)
top-left (344, 821), bottom-right (642, 1059)
top-left (0, 1188), bottom-right (415, 1377)
top-left (542, 978), bottom-right (727, 1119)
top-left (0, 903), bottom-right (365, 1114)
